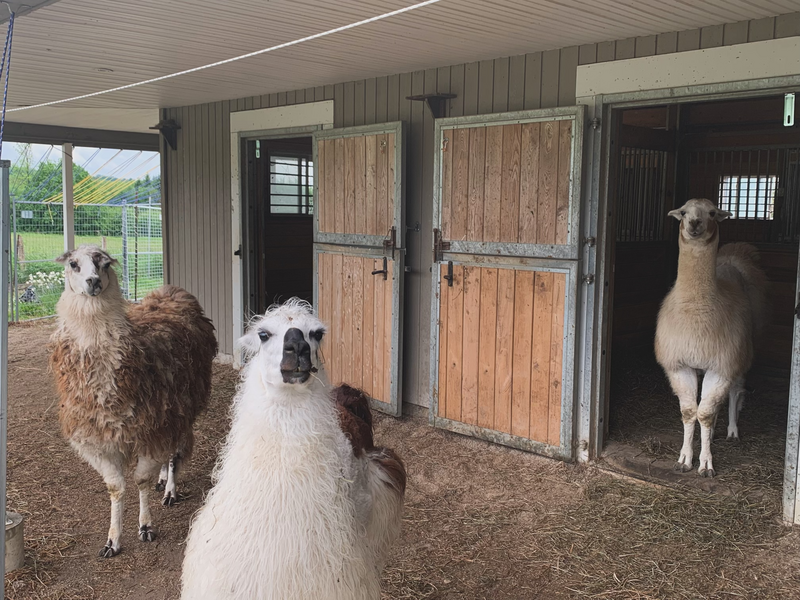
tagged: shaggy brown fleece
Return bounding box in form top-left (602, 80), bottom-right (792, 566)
top-left (50, 285), bottom-right (217, 462)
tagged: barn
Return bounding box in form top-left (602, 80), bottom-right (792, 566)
top-left (4, 0), bottom-right (800, 530)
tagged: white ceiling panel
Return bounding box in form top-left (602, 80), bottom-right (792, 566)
top-left (3, 0), bottom-right (798, 123)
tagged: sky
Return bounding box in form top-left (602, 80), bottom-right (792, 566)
top-left (1, 142), bottom-right (160, 180)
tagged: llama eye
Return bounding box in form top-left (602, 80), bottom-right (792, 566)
top-left (69, 261), bottom-right (78, 270)
top-left (258, 331), bottom-right (271, 342)
top-left (709, 211), bottom-right (716, 217)
top-left (310, 330), bottom-right (324, 342)
top-left (680, 211), bottom-right (686, 216)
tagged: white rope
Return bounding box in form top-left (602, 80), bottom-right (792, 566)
top-left (9, 0), bottom-right (442, 113)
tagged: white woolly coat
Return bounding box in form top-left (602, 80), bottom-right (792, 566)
top-left (180, 369), bottom-right (391, 600)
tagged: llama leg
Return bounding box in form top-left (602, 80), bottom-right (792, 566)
top-left (135, 456), bottom-right (161, 542)
top-left (162, 453), bottom-right (182, 507)
top-left (727, 378), bottom-right (745, 441)
top-left (697, 371), bottom-right (731, 477)
top-left (78, 447), bottom-right (126, 558)
top-left (668, 368), bottom-right (698, 472)
top-left (155, 463), bottom-right (168, 492)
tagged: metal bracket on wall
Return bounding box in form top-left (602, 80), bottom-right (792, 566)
top-left (406, 92), bottom-right (458, 119)
top-left (583, 274), bottom-right (595, 284)
top-left (149, 119), bottom-right (181, 151)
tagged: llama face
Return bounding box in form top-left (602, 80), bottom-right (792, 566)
top-left (56, 245), bottom-right (118, 297)
top-left (239, 299), bottom-right (327, 388)
top-left (668, 198), bottom-right (731, 243)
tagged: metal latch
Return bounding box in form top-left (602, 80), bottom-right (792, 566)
top-left (433, 228), bottom-right (451, 263)
top-left (583, 274), bottom-right (595, 284)
top-left (591, 117), bottom-right (601, 130)
top-left (583, 236), bottom-right (596, 247)
top-left (383, 226), bottom-right (397, 258)
top-left (372, 257), bottom-right (388, 281)
top-left (444, 261), bottom-right (454, 287)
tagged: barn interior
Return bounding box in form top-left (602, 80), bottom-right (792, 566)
top-left (604, 95), bottom-right (800, 494)
top-left (244, 136), bottom-right (314, 315)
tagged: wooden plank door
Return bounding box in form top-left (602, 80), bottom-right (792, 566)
top-left (430, 108), bottom-right (585, 460)
top-left (313, 123), bottom-right (405, 416)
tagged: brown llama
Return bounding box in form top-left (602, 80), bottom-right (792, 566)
top-left (48, 245), bottom-right (217, 558)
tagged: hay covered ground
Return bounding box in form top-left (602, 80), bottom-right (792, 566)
top-left (6, 321), bottom-right (800, 600)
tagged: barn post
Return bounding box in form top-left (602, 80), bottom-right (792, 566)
top-left (62, 143), bottom-right (74, 252)
top-left (1, 159), bottom-right (11, 596)
top-left (121, 199), bottom-right (129, 298)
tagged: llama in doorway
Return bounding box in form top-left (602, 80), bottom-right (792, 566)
top-left (655, 199), bottom-right (767, 477)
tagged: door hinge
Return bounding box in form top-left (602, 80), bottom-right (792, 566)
top-left (583, 274), bottom-right (595, 284)
top-left (433, 228), bottom-right (451, 263)
top-left (234, 245), bottom-right (242, 257)
top-left (583, 236), bottom-right (596, 247)
top-left (591, 117), bottom-right (601, 130)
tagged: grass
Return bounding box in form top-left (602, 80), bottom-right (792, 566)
top-left (9, 232), bottom-right (164, 320)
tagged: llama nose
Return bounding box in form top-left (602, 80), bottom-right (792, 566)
top-left (688, 219), bottom-right (702, 232)
top-left (281, 328), bottom-right (311, 372)
top-left (86, 276), bottom-right (101, 292)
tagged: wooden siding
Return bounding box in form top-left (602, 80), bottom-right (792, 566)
top-left (438, 264), bottom-right (565, 445)
top-left (163, 11), bottom-right (800, 412)
top-left (317, 251), bottom-right (394, 404)
top-left (318, 133), bottom-right (395, 236)
top-left (441, 120), bottom-right (573, 245)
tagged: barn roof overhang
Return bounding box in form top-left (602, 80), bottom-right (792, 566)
top-left (2, 0), bottom-right (799, 135)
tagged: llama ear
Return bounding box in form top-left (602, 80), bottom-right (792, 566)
top-left (235, 330), bottom-right (261, 360)
top-left (667, 208), bottom-right (684, 220)
top-left (92, 250), bottom-right (118, 268)
top-left (714, 209), bottom-right (732, 222)
top-left (55, 251), bottom-right (72, 264)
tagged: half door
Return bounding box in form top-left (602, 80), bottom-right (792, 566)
top-left (313, 123), bottom-right (405, 416)
top-left (429, 107), bottom-right (585, 460)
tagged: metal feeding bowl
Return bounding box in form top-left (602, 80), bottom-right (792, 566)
top-left (5, 512), bottom-right (24, 573)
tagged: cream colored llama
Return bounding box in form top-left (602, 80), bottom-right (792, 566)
top-left (49, 245), bottom-right (217, 557)
top-left (655, 199), bottom-right (767, 477)
top-left (181, 299), bottom-right (406, 600)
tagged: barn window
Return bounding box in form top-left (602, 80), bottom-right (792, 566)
top-left (269, 156), bottom-right (314, 215)
top-left (718, 175), bottom-right (778, 220)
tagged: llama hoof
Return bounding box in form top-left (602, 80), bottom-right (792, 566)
top-left (698, 467), bottom-right (716, 478)
top-left (138, 525), bottom-right (156, 542)
top-left (726, 432), bottom-right (740, 442)
top-left (162, 492), bottom-right (176, 507)
top-left (673, 461), bottom-right (692, 473)
top-left (155, 480), bottom-right (166, 492)
top-left (99, 540), bottom-right (120, 558)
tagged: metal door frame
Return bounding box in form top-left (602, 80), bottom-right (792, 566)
top-left (311, 122), bottom-right (406, 416)
top-left (428, 107), bottom-right (587, 461)
top-left (582, 74), bottom-right (800, 523)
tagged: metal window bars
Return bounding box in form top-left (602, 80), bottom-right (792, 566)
top-left (269, 155), bottom-right (314, 215)
top-left (615, 147), bottom-right (670, 242)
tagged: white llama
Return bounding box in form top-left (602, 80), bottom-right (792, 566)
top-left (181, 299), bottom-right (406, 600)
top-left (655, 199), bottom-right (767, 477)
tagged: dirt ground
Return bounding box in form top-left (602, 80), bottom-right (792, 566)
top-left (6, 322), bottom-right (800, 600)
top-left (606, 348), bottom-right (788, 499)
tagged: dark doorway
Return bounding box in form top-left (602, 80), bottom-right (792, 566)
top-left (603, 95), bottom-right (800, 496)
top-left (246, 136), bottom-right (314, 316)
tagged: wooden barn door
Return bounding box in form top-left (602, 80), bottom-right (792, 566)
top-left (313, 123), bottom-right (405, 416)
top-left (429, 108), bottom-right (585, 460)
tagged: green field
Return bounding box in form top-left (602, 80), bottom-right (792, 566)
top-left (10, 233), bottom-right (163, 320)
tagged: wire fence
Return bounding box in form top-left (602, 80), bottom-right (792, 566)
top-left (10, 198), bottom-right (163, 321)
